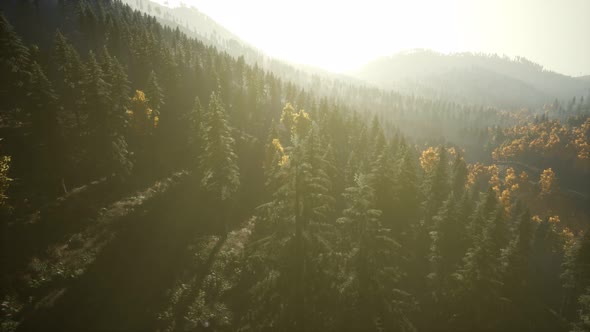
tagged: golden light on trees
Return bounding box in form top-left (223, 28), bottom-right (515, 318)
top-left (499, 188), bottom-right (512, 216)
top-left (280, 103), bottom-right (296, 133)
top-left (271, 138), bottom-right (290, 167)
top-left (487, 164), bottom-right (501, 195)
top-left (539, 168), bottom-right (557, 196)
top-left (492, 119), bottom-right (590, 173)
top-left (127, 90), bottom-right (159, 134)
top-left (420, 147), bottom-right (439, 173)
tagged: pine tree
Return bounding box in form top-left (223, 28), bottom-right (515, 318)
top-left (564, 231), bottom-right (590, 328)
top-left (392, 145), bottom-right (420, 238)
top-left (83, 51), bottom-right (131, 179)
top-left (451, 151), bottom-right (468, 195)
top-left (145, 70), bottom-right (163, 117)
top-left (455, 192), bottom-right (504, 330)
top-left (368, 142), bottom-right (396, 228)
top-left (53, 30), bottom-right (85, 131)
top-left (83, 51), bottom-right (111, 134)
top-left (107, 57), bottom-right (131, 125)
top-left (244, 111), bottom-right (337, 331)
top-left (422, 147), bottom-right (450, 222)
top-left (27, 62), bottom-right (63, 195)
top-left (338, 173), bottom-right (414, 331)
top-left (571, 287), bottom-right (590, 332)
top-left (188, 96), bottom-right (203, 169)
top-left (530, 217), bottom-right (566, 313)
top-left (0, 14), bottom-right (31, 122)
top-left (503, 210), bottom-right (533, 295)
top-left (429, 193), bottom-right (467, 287)
top-left (468, 187), bottom-right (498, 243)
top-left (0, 154), bottom-right (12, 209)
top-left (200, 91), bottom-right (240, 231)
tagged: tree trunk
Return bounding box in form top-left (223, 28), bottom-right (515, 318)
top-left (294, 161), bottom-right (305, 331)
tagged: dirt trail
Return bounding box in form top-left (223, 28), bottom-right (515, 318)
top-left (17, 180), bottom-right (215, 332)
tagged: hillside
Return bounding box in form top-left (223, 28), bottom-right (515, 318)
top-left (353, 49), bottom-right (590, 108)
top-left (121, 0), bottom-right (363, 95)
top-left (0, 1), bottom-right (589, 332)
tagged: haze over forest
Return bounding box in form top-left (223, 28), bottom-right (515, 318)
top-left (0, 1), bottom-right (589, 332)
top-left (151, 0), bottom-right (590, 77)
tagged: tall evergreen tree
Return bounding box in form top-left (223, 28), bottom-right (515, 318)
top-left (200, 91), bottom-right (240, 231)
top-left (53, 30), bottom-right (85, 132)
top-left (501, 209), bottom-right (534, 329)
top-left (27, 62), bottom-right (63, 195)
top-left (82, 51), bottom-right (131, 179)
top-left (0, 14), bottom-right (31, 122)
top-left (145, 70), bottom-right (163, 117)
top-left (338, 173), bottom-right (414, 331)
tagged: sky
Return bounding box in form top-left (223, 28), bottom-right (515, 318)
top-left (154, 0), bottom-right (590, 77)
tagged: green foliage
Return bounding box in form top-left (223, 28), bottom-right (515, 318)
top-left (0, 155), bottom-right (12, 207)
top-left (200, 91), bottom-right (240, 202)
top-left (0, 2), bottom-right (585, 332)
top-left (572, 288), bottom-right (590, 332)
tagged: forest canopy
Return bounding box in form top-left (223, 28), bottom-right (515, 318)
top-left (0, 1), bottom-right (589, 332)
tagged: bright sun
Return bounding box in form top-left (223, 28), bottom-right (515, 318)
top-left (153, 0), bottom-right (590, 76)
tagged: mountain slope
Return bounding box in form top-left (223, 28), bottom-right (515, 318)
top-left (353, 49), bottom-right (590, 108)
top-left (120, 0), bottom-right (363, 91)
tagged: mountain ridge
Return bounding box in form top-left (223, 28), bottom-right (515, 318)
top-left (352, 49), bottom-right (590, 108)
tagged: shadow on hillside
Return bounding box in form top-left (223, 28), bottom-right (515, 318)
top-left (173, 235), bottom-right (227, 331)
top-left (17, 181), bottom-right (219, 332)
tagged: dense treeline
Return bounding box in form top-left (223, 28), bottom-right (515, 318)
top-left (0, 1), bottom-right (589, 332)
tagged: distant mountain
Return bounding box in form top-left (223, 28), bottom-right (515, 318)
top-left (352, 49), bottom-right (590, 108)
top-left (121, 0), bottom-right (259, 61)
top-left (121, 0), bottom-right (361, 90)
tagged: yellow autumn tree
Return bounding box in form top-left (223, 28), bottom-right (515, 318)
top-left (420, 147), bottom-right (439, 173)
top-left (280, 103), bottom-right (296, 134)
top-left (498, 188), bottom-right (511, 216)
top-left (127, 90), bottom-right (159, 135)
top-left (272, 139), bottom-right (289, 167)
top-left (539, 168), bottom-right (557, 196)
top-left (573, 118), bottom-right (590, 160)
top-left (488, 164), bottom-right (501, 195)
top-left (504, 168), bottom-right (517, 190)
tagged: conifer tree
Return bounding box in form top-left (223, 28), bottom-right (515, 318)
top-left (429, 193), bottom-right (467, 287)
top-left (188, 96), bottom-right (203, 168)
top-left (83, 51), bottom-right (131, 179)
top-left (338, 173), bottom-right (414, 331)
top-left (0, 153), bottom-right (12, 209)
top-left (200, 91), bottom-right (240, 231)
top-left (392, 145), bottom-right (420, 237)
top-left (422, 147), bottom-right (450, 222)
top-left (455, 191), bottom-right (504, 330)
top-left (451, 151), bottom-right (468, 195)
top-left (368, 142), bottom-right (396, 227)
top-left (27, 62), bottom-right (63, 194)
top-left (145, 70), bottom-right (164, 117)
top-left (571, 287), bottom-right (590, 332)
top-left (53, 30), bottom-right (85, 131)
top-left (501, 210), bottom-right (534, 329)
top-left (0, 14), bottom-right (31, 121)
